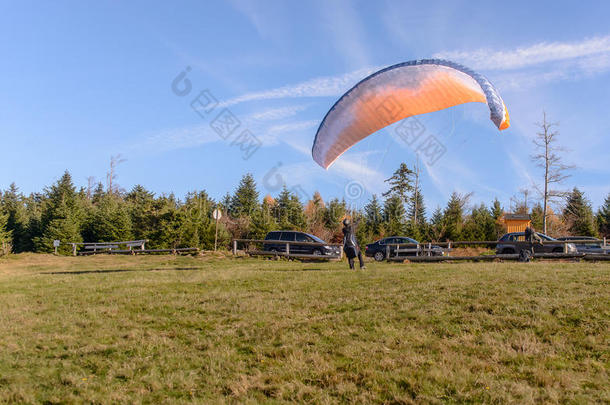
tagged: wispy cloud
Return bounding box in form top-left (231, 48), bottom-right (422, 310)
top-left (139, 124), bottom-right (217, 152)
top-left (219, 66), bottom-right (380, 107)
top-left (266, 120), bottom-right (318, 136)
top-left (248, 105), bottom-right (309, 121)
top-left (434, 35), bottom-right (610, 71)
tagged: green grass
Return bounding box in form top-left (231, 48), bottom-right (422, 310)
top-left (0, 254), bottom-right (608, 404)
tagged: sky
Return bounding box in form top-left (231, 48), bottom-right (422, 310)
top-left (1, 0), bottom-right (609, 214)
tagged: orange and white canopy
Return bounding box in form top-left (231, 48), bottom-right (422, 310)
top-left (312, 59), bottom-right (509, 169)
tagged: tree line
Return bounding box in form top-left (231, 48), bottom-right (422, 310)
top-left (1, 166), bottom-right (608, 256)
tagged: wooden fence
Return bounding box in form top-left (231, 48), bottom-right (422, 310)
top-left (69, 240), bottom-right (199, 256)
top-left (382, 238), bottom-right (609, 262)
top-left (232, 239), bottom-right (342, 260)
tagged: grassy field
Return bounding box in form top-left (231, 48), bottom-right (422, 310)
top-left (0, 254), bottom-right (608, 404)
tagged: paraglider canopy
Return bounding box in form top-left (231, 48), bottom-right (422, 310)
top-left (312, 59), bottom-right (509, 169)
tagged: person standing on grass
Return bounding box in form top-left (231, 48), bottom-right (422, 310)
top-left (524, 225), bottom-right (542, 253)
top-left (342, 218), bottom-right (366, 270)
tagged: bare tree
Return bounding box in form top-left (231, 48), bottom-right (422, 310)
top-left (509, 188), bottom-right (532, 215)
top-left (106, 154), bottom-right (127, 195)
top-left (531, 112), bottom-right (573, 234)
top-left (86, 176), bottom-right (96, 200)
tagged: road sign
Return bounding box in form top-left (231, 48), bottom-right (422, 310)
top-left (212, 209), bottom-right (222, 220)
top-left (53, 240), bottom-right (60, 247)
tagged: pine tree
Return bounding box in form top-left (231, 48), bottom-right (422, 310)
top-left (92, 182), bottom-right (105, 204)
top-left (220, 193), bottom-right (232, 213)
top-left (407, 185), bottom-right (426, 240)
top-left (323, 198), bottom-right (346, 242)
top-left (83, 193), bottom-right (133, 242)
top-left (363, 195), bottom-right (383, 237)
top-left (563, 188), bottom-right (597, 236)
top-left (148, 193), bottom-right (183, 248)
top-left (35, 171), bottom-right (84, 253)
top-left (0, 183), bottom-right (28, 252)
top-left (407, 185), bottom-right (426, 226)
top-left (462, 204), bottom-right (495, 241)
top-left (22, 193), bottom-right (43, 252)
top-left (443, 192), bottom-right (470, 241)
top-left (274, 186), bottom-right (306, 230)
top-left (383, 195), bottom-right (406, 236)
top-left (0, 208), bottom-right (12, 255)
top-left (530, 203), bottom-right (544, 230)
top-left (180, 191), bottom-right (219, 249)
top-left (383, 163), bottom-right (414, 205)
top-left (490, 198), bottom-right (505, 238)
top-left (125, 185), bottom-right (156, 241)
top-left (230, 174), bottom-right (260, 218)
top-left (597, 193), bottom-right (610, 237)
top-left (428, 206), bottom-right (445, 241)
top-left (250, 198), bottom-right (277, 239)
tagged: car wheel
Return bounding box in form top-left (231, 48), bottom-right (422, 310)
top-left (374, 251), bottom-right (385, 261)
top-left (502, 248), bottom-right (515, 254)
top-left (312, 249), bottom-right (322, 256)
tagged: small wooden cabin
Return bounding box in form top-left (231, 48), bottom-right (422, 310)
top-left (502, 214), bottom-right (531, 233)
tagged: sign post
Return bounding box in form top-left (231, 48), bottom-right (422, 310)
top-left (212, 209), bottom-right (222, 251)
top-left (53, 240), bottom-right (60, 255)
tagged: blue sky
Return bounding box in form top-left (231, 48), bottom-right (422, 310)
top-left (1, 0), bottom-right (609, 214)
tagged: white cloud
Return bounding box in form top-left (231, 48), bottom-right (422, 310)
top-left (140, 124), bottom-right (218, 152)
top-left (266, 120), bottom-right (318, 135)
top-left (219, 66), bottom-right (380, 107)
top-left (434, 35), bottom-right (610, 71)
top-left (248, 105), bottom-right (309, 121)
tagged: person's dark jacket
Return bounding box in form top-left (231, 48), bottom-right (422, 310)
top-left (342, 219), bottom-right (360, 258)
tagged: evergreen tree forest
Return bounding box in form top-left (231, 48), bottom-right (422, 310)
top-left (0, 167), bottom-right (608, 255)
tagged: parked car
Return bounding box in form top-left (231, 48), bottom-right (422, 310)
top-left (365, 236), bottom-right (444, 261)
top-left (495, 232), bottom-right (577, 254)
top-left (557, 236), bottom-right (608, 254)
top-left (263, 231), bottom-right (340, 256)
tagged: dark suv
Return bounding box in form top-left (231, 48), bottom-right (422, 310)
top-left (263, 231), bottom-right (340, 256)
top-left (365, 236), bottom-right (444, 261)
top-left (496, 232), bottom-right (577, 254)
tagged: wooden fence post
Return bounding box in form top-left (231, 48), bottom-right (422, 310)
top-left (233, 240), bottom-right (237, 256)
top-left (448, 242), bottom-right (451, 257)
top-left (286, 243), bottom-right (290, 256)
top-left (386, 245), bottom-right (390, 261)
